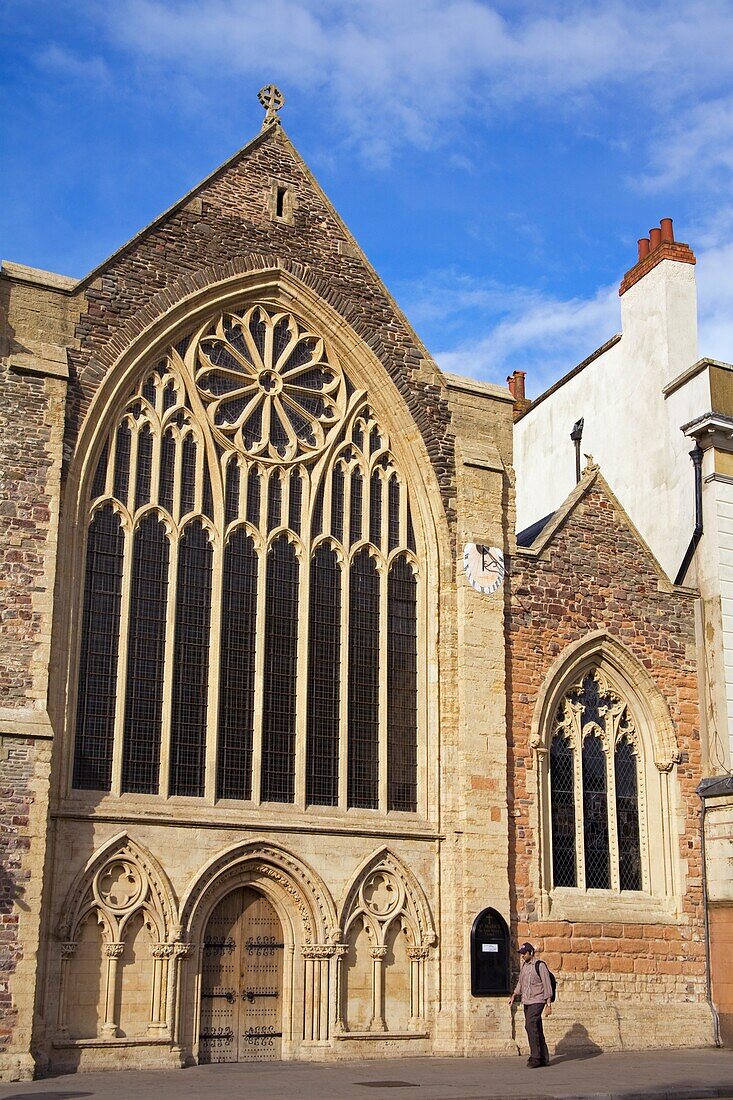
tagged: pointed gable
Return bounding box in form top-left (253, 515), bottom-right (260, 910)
top-left (65, 122), bottom-right (454, 511)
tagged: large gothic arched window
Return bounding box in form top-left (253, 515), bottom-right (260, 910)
top-left (548, 669), bottom-right (643, 892)
top-left (71, 304), bottom-right (421, 813)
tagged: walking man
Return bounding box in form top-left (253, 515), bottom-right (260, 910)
top-left (508, 941), bottom-right (552, 1068)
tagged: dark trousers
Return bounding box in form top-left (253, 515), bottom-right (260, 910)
top-left (523, 1002), bottom-right (549, 1064)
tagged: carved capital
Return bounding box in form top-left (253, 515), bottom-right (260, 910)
top-left (103, 942), bottom-right (124, 958)
top-left (368, 946), bottom-right (387, 960)
top-left (655, 751), bottom-right (682, 773)
top-left (407, 946), bottom-right (430, 961)
top-left (151, 943), bottom-right (175, 959)
top-left (60, 942), bottom-right (77, 960)
top-left (301, 944), bottom-right (336, 961)
top-left (173, 942), bottom-right (193, 959)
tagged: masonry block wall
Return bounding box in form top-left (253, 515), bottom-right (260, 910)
top-left (505, 472), bottom-right (712, 1049)
top-left (0, 271), bottom-right (77, 1079)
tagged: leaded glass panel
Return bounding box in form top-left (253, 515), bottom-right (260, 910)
top-left (306, 544), bottom-right (341, 806)
top-left (615, 737), bottom-right (642, 890)
top-left (582, 734), bottom-right (610, 889)
top-left (549, 732), bottom-right (576, 887)
top-left (217, 529), bottom-right (258, 800)
top-left (261, 537), bottom-right (299, 803)
top-left (121, 515), bottom-right (169, 794)
top-left (347, 549), bottom-right (380, 808)
top-left (387, 556), bottom-right (417, 812)
top-left (169, 522), bottom-right (213, 797)
top-left (72, 506), bottom-right (124, 790)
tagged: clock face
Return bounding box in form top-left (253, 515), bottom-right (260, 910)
top-left (463, 543), bottom-right (505, 595)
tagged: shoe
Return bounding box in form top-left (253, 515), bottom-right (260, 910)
top-left (527, 1059), bottom-right (542, 1068)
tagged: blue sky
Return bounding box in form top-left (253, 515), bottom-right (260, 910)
top-left (3, 0), bottom-right (733, 396)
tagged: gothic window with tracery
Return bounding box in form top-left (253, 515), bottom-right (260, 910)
top-left (72, 303), bottom-right (421, 813)
top-left (548, 669), bottom-right (643, 892)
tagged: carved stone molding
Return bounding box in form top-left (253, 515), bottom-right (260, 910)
top-left (103, 942), bottom-right (124, 958)
top-left (301, 944), bottom-right (337, 960)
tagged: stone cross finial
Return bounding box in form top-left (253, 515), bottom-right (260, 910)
top-left (258, 84), bottom-right (285, 127)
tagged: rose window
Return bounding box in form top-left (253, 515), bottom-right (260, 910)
top-left (195, 304), bottom-right (347, 463)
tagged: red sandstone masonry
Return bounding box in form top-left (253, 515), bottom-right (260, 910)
top-left (506, 479), bottom-right (706, 1001)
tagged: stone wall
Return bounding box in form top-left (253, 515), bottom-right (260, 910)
top-left (64, 124), bottom-right (456, 519)
top-left (0, 267), bottom-right (77, 1079)
top-left (505, 468), bottom-right (713, 1049)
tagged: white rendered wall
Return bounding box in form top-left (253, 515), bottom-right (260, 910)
top-left (514, 260), bottom-right (704, 580)
top-left (712, 476), bottom-right (733, 767)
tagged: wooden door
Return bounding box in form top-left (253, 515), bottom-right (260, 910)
top-left (199, 887), bottom-right (284, 1062)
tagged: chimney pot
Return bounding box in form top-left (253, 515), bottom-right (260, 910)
top-left (508, 370), bottom-right (526, 403)
top-left (638, 237), bottom-right (651, 260)
top-left (650, 227), bottom-right (662, 250)
top-left (660, 217), bottom-right (674, 243)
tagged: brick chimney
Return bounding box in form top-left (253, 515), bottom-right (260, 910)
top-left (507, 370), bottom-right (531, 420)
top-left (619, 218), bottom-right (696, 296)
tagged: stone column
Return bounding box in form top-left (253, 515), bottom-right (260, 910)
top-left (332, 944), bottom-right (348, 1032)
top-left (369, 945), bottom-right (387, 1032)
top-left (101, 943), bottom-right (124, 1037)
top-left (170, 943), bottom-right (193, 1051)
top-left (55, 942), bottom-right (77, 1038)
top-left (302, 945), bottom-right (336, 1042)
top-left (407, 945), bottom-right (430, 1027)
top-left (149, 944), bottom-right (174, 1032)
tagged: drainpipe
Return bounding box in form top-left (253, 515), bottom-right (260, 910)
top-left (674, 444), bottom-right (704, 585)
top-left (570, 419), bottom-right (584, 484)
top-left (697, 784), bottom-right (722, 1046)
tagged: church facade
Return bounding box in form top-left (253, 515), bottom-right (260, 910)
top-left (0, 93), bottom-right (715, 1079)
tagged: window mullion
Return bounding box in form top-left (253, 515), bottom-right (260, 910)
top-left (128, 426), bottom-right (140, 516)
top-left (378, 557), bottom-right (388, 811)
top-left (173, 428), bottom-right (184, 525)
top-left (338, 557), bottom-right (350, 809)
top-left (150, 427), bottom-right (163, 510)
top-left (574, 734), bottom-right (586, 890)
top-left (158, 531), bottom-right (179, 798)
top-left (110, 518), bottom-right (134, 797)
top-left (343, 466), bottom-right (354, 547)
top-left (294, 542), bottom-right (309, 809)
top-left (250, 540), bottom-right (267, 805)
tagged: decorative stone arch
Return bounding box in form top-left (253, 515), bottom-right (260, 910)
top-left (530, 630), bottom-right (684, 921)
top-left (54, 266), bottom-right (450, 818)
top-left (177, 840), bottom-right (338, 1059)
top-left (336, 847), bottom-right (436, 1034)
top-left (530, 629), bottom-right (680, 772)
top-left (54, 832), bottom-right (178, 1040)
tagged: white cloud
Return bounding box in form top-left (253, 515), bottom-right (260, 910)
top-left (36, 44), bottom-right (110, 85)
top-left (641, 95), bottom-right (733, 193)
top-left (398, 269), bottom-right (620, 395)
top-left (94, 0), bottom-right (733, 164)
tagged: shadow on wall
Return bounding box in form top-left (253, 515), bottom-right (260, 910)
top-left (552, 1023), bottom-right (604, 1061)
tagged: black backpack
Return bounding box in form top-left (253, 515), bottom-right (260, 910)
top-left (535, 959), bottom-right (557, 1002)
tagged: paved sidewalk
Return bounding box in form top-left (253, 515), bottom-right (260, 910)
top-left (1, 1048), bottom-right (732, 1100)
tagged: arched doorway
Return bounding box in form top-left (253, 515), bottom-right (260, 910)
top-left (199, 887), bottom-right (284, 1063)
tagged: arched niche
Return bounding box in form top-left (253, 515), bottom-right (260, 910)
top-left (470, 908), bottom-right (510, 996)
